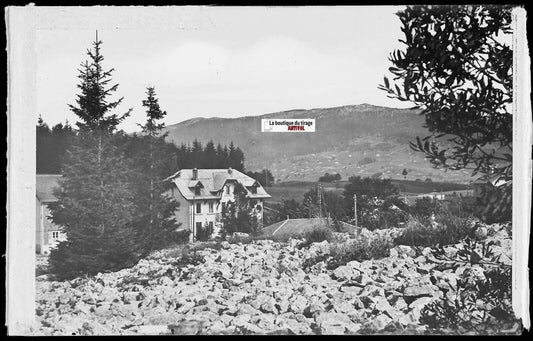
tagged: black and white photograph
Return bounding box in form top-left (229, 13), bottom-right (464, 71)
top-left (5, 5), bottom-right (531, 335)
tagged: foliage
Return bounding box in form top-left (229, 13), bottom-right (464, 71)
top-left (344, 176), bottom-right (400, 199)
top-left (196, 222), bottom-right (214, 242)
top-left (68, 35), bottom-right (131, 132)
top-left (409, 197), bottom-right (441, 218)
top-left (245, 169), bottom-right (275, 187)
top-left (48, 132), bottom-right (139, 280)
top-left (129, 87), bottom-right (182, 256)
top-left (343, 176), bottom-right (404, 229)
top-left (298, 227), bottom-right (334, 248)
top-left (475, 183), bottom-right (512, 223)
top-left (263, 199), bottom-right (307, 226)
top-left (220, 182), bottom-right (260, 237)
top-left (303, 234), bottom-right (393, 270)
top-left (48, 36), bottom-right (148, 279)
top-left (175, 139), bottom-right (246, 171)
top-left (318, 172), bottom-right (342, 183)
top-left (394, 213), bottom-right (475, 248)
top-left (36, 117), bottom-right (76, 174)
top-left (380, 5), bottom-right (513, 221)
top-left (303, 187), bottom-right (348, 221)
top-left (420, 238), bottom-right (519, 334)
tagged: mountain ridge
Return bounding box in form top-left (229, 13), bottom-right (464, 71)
top-left (163, 104), bottom-right (473, 183)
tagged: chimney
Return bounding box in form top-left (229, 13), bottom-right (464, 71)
top-left (192, 168), bottom-right (198, 180)
top-left (227, 167), bottom-right (233, 175)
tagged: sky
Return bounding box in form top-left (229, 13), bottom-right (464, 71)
top-left (36, 6), bottom-right (411, 133)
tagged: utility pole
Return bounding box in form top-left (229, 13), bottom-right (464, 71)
top-left (317, 184), bottom-right (322, 218)
top-left (353, 194), bottom-right (358, 227)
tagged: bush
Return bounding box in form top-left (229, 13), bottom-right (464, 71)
top-left (331, 234), bottom-right (392, 265)
top-left (394, 213), bottom-right (475, 248)
top-left (420, 239), bottom-right (519, 334)
top-left (303, 233), bottom-right (393, 270)
top-left (319, 172), bottom-right (342, 182)
top-left (173, 229), bottom-right (191, 244)
top-left (196, 224), bottom-right (213, 242)
top-left (409, 197), bottom-right (441, 218)
top-left (299, 227), bottom-right (334, 248)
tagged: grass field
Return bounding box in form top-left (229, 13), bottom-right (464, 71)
top-left (264, 179), bottom-right (472, 204)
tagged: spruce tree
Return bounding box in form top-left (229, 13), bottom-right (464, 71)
top-left (36, 115), bottom-right (52, 174)
top-left (204, 140), bottom-right (216, 169)
top-left (68, 33), bottom-right (131, 132)
top-left (48, 132), bottom-right (138, 279)
top-left (48, 34), bottom-right (137, 279)
top-left (132, 86), bottom-right (181, 255)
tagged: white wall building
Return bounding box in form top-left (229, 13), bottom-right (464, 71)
top-left (167, 168), bottom-right (271, 241)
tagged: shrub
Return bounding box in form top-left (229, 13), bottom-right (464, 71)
top-left (331, 234), bottom-right (392, 264)
top-left (394, 213), bottom-right (475, 248)
top-left (196, 223), bottom-right (213, 242)
top-left (173, 229), bottom-right (191, 244)
top-left (298, 227), bottom-right (334, 248)
top-left (303, 233), bottom-right (393, 270)
top-left (420, 239), bottom-right (520, 334)
top-left (409, 197), bottom-right (441, 218)
top-left (319, 172), bottom-right (342, 182)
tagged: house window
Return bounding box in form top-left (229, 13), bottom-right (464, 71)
top-left (209, 201), bottom-right (214, 213)
top-left (208, 221), bottom-right (213, 230)
top-left (221, 202), bottom-right (226, 212)
top-left (196, 203), bottom-right (202, 214)
top-left (226, 185), bottom-right (230, 194)
top-left (51, 231), bottom-right (59, 240)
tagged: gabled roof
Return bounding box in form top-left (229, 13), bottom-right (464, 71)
top-left (168, 168), bottom-right (271, 200)
top-left (36, 174), bottom-right (61, 202)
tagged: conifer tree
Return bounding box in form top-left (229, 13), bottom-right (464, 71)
top-left (48, 34), bottom-right (137, 279)
top-left (68, 33), bottom-right (131, 132)
top-left (204, 140), bottom-right (217, 169)
top-left (36, 115), bottom-right (52, 173)
top-left (48, 132), bottom-right (139, 279)
top-left (132, 86), bottom-right (181, 255)
top-left (191, 139), bottom-right (203, 167)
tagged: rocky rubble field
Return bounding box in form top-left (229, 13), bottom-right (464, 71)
top-left (35, 223), bottom-right (514, 335)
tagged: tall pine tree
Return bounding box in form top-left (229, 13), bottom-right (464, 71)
top-left (68, 33), bottom-right (131, 132)
top-left (132, 86), bottom-right (182, 255)
top-left (48, 132), bottom-right (138, 279)
top-left (48, 33), bottom-right (138, 279)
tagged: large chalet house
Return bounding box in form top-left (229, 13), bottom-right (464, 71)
top-left (166, 168), bottom-right (271, 241)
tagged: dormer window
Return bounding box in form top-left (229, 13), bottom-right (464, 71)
top-left (195, 187), bottom-right (201, 196)
top-left (250, 186), bottom-right (257, 194)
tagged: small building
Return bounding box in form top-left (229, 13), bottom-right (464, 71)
top-left (166, 168), bottom-right (271, 242)
top-left (36, 174), bottom-right (66, 255)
